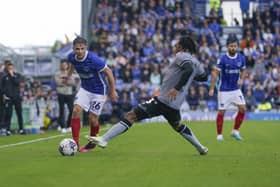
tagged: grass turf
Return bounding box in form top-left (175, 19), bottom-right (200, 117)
top-left (0, 121), bottom-right (279, 187)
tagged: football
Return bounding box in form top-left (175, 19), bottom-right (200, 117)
top-left (58, 138), bottom-right (78, 156)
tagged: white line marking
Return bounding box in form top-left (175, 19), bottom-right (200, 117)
top-left (0, 126), bottom-right (111, 149)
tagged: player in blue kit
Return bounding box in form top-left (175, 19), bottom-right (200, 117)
top-left (209, 38), bottom-right (246, 141)
top-left (68, 37), bottom-right (118, 152)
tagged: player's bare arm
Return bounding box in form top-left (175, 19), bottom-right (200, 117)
top-left (209, 67), bottom-right (220, 96)
top-left (103, 66), bottom-right (119, 102)
top-left (238, 69), bottom-right (245, 87)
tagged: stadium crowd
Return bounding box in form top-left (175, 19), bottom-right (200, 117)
top-left (0, 0), bottom-right (279, 134)
top-left (88, 0), bottom-right (280, 119)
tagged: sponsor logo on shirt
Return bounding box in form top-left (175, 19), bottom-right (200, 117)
top-left (225, 69), bottom-right (240, 74)
top-left (79, 73), bottom-right (94, 79)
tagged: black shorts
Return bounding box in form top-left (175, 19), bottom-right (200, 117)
top-left (133, 97), bottom-right (181, 125)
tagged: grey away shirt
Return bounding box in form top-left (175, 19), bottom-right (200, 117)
top-left (157, 52), bottom-right (205, 110)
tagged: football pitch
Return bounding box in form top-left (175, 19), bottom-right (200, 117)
top-left (0, 121), bottom-right (279, 187)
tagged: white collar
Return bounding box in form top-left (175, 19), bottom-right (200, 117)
top-left (75, 51), bottom-right (88, 62)
top-left (226, 52), bottom-right (237, 59)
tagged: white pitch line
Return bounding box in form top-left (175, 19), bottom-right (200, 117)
top-left (0, 126), bottom-right (111, 149)
top-left (0, 134), bottom-right (67, 149)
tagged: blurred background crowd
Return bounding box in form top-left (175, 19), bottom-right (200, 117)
top-left (87, 0), bottom-right (280, 117)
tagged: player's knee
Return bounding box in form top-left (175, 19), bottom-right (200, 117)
top-left (239, 106), bottom-right (246, 113)
top-left (124, 111), bottom-right (137, 124)
top-left (176, 125), bottom-right (192, 135)
top-left (72, 106), bottom-right (81, 118)
top-left (169, 121), bottom-right (181, 132)
top-left (175, 124), bottom-right (188, 133)
top-left (218, 110), bottom-right (225, 115)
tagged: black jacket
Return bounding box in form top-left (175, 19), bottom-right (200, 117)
top-left (1, 72), bottom-right (22, 100)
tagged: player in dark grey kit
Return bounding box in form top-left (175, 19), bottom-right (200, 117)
top-left (88, 36), bottom-right (209, 155)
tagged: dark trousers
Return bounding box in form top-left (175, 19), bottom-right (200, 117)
top-left (0, 96), bottom-right (4, 129)
top-left (58, 94), bottom-right (74, 128)
top-left (3, 99), bottom-right (23, 131)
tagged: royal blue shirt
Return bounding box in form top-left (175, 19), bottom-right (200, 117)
top-left (216, 53), bottom-right (246, 91)
top-left (68, 51), bottom-right (107, 95)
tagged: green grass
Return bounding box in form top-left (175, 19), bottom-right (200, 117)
top-left (0, 121), bottom-right (280, 187)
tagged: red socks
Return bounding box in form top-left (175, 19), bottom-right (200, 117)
top-left (71, 118), bottom-right (100, 147)
top-left (234, 112), bottom-right (245, 130)
top-left (87, 123), bottom-right (100, 149)
top-left (90, 123), bottom-right (100, 136)
top-left (216, 111), bottom-right (245, 136)
top-left (216, 113), bottom-right (224, 135)
top-left (71, 118), bottom-right (81, 145)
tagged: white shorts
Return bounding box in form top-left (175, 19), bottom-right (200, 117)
top-left (74, 87), bottom-right (107, 115)
top-left (218, 89), bottom-right (246, 110)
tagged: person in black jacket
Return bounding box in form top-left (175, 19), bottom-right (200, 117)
top-left (0, 63), bottom-right (6, 135)
top-left (1, 61), bottom-right (25, 135)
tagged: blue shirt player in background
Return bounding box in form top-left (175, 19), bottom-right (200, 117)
top-left (209, 37), bottom-right (246, 141)
top-left (68, 37), bottom-right (118, 152)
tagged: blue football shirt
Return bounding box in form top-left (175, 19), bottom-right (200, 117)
top-left (68, 51), bottom-right (107, 95)
top-left (216, 53), bottom-right (246, 91)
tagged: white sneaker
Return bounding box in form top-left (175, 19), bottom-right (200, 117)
top-left (66, 127), bottom-right (72, 133)
top-left (61, 128), bottom-right (67, 134)
top-left (231, 130), bottom-right (243, 140)
top-left (87, 136), bottom-right (108, 148)
top-left (216, 134), bottom-right (224, 141)
top-left (198, 146), bottom-right (208, 155)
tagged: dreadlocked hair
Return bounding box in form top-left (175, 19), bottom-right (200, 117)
top-left (178, 36), bottom-right (197, 55)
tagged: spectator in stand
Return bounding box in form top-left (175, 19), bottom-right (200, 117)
top-left (131, 63), bottom-right (142, 83)
top-left (153, 29), bottom-right (164, 43)
top-left (141, 63), bottom-right (151, 82)
top-left (240, 0), bottom-right (250, 22)
top-left (115, 52), bottom-right (128, 66)
top-left (257, 98), bottom-right (272, 111)
top-left (54, 60), bottom-right (78, 133)
top-left (150, 64), bottom-right (162, 88)
top-left (119, 90), bottom-right (132, 117)
top-left (187, 86), bottom-right (199, 110)
top-left (245, 54), bottom-right (255, 69)
top-left (105, 52), bottom-right (116, 67)
top-left (209, 18), bottom-right (222, 36)
top-left (240, 32), bottom-right (255, 50)
top-left (121, 65), bottom-right (132, 83)
top-left (245, 89), bottom-right (257, 111)
top-left (253, 81), bottom-right (266, 104)
top-left (209, 0), bottom-right (220, 12)
top-left (197, 85), bottom-right (208, 111)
